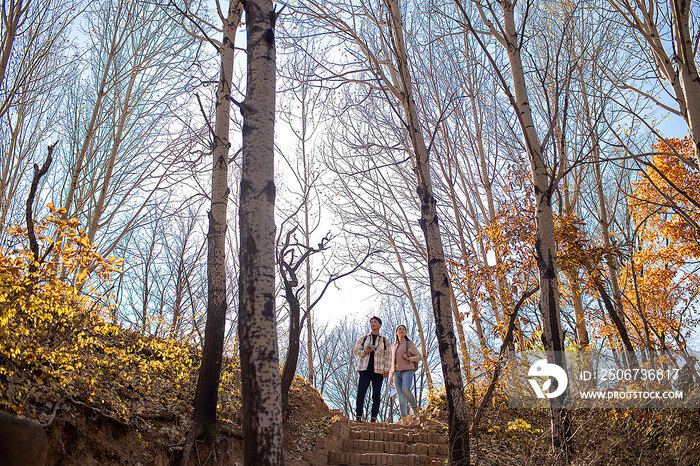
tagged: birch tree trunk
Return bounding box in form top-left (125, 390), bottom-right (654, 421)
top-left (190, 0), bottom-right (243, 439)
top-left (386, 1), bottom-right (470, 462)
top-left (238, 0), bottom-right (284, 463)
top-left (468, 0), bottom-right (572, 459)
top-left (501, 8), bottom-right (570, 460)
top-left (671, 0), bottom-right (700, 164)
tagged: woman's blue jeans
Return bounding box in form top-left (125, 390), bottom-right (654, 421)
top-left (393, 370), bottom-right (418, 417)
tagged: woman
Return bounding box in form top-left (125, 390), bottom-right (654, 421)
top-left (389, 324), bottom-right (422, 420)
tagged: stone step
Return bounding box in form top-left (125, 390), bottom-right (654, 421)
top-left (341, 438), bottom-right (448, 456)
top-left (348, 420), bottom-right (438, 434)
top-left (315, 424), bottom-right (447, 450)
top-left (327, 450), bottom-right (438, 465)
top-left (349, 427), bottom-right (445, 445)
top-left (349, 421), bottom-right (427, 431)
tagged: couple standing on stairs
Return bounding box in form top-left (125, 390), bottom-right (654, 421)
top-left (353, 316), bottom-right (423, 422)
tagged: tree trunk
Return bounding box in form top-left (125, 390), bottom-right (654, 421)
top-left (565, 270), bottom-right (589, 349)
top-left (302, 104), bottom-right (314, 386)
top-left (610, 0), bottom-right (699, 164)
top-left (190, 0), bottom-right (243, 439)
top-left (26, 147), bottom-right (54, 279)
top-left (671, 0), bottom-right (700, 166)
top-left (280, 281), bottom-right (301, 411)
top-left (386, 1), bottom-right (470, 462)
top-left (592, 276), bottom-right (639, 367)
top-left (0, 0), bottom-right (24, 91)
top-left (498, 1), bottom-right (571, 459)
top-left (591, 135), bottom-right (639, 367)
top-left (449, 284), bottom-right (472, 382)
top-left (558, 126), bottom-right (589, 353)
top-left (238, 0), bottom-right (284, 464)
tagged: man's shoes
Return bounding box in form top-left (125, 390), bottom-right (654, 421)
top-left (370, 417), bottom-right (377, 422)
top-left (356, 415), bottom-right (363, 422)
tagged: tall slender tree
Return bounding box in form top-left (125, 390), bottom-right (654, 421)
top-left (607, 0), bottom-right (700, 165)
top-left (238, 0), bottom-right (284, 463)
top-left (185, 0), bottom-right (244, 454)
top-left (459, 0), bottom-right (577, 459)
top-left (0, 0), bottom-right (76, 237)
top-left (380, 1), bottom-right (471, 462)
top-left (291, 1), bottom-right (471, 460)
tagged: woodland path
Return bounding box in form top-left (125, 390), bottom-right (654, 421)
top-left (296, 415), bottom-right (448, 465)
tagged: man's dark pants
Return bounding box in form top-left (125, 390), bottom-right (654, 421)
top-left (356, 370), bottom-right (384, 420)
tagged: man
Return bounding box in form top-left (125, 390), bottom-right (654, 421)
top-left (353, 316), bottom-right (391, 422)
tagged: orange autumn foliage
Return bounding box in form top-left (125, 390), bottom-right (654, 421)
top-left (448, 166), bottom-right (604, 350)
top-left (622, 137), bottom-right (700, 349)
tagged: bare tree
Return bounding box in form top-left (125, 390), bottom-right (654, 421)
top-left (237, 0), bottom-right (284, 463)
top-left (457, 0), bottom-right (584, 458)
top-left (54, 0), bottom-right (198, 271)
top-left (607, 0), bottom-right (700, 164)
top-left (292, 0), bottom-right (472, 460)
top-left (276, 45), bottom-right (331, 386)
top-left (384, 4), bottom-right (470, 458)
top-left (0, 0), bottom-right (77, 237)
top-left (319, 114), bottom-right (439, 392)
top-left (165, 207), bottom-right (207, 340)
top-left (277, 226), bottom-right (374, 411)
top-left (180, 0), bottom-right (244, 461)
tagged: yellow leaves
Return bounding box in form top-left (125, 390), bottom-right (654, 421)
top-left (46, 203), bottom-right (66, 217)
top-left (0, 211), bottom-right (245, 442)
top-left (507, 418), bottom-right (531, 432)
top-left (76, 268), bottom-right (88, 284)
top-left (0, 210), bottom-right (125, 407)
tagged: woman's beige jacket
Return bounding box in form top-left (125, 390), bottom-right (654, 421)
top-left (389, 339), bottom-right (422, 380)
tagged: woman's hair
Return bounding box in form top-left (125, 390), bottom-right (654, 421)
top-left (394, 324), bottom-right (411, 344)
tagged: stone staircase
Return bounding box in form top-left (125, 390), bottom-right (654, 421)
top-left (301, 416), bottom-right (447, 465)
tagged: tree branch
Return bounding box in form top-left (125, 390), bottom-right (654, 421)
top-left (26, 143), bottom-right (56, 275)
